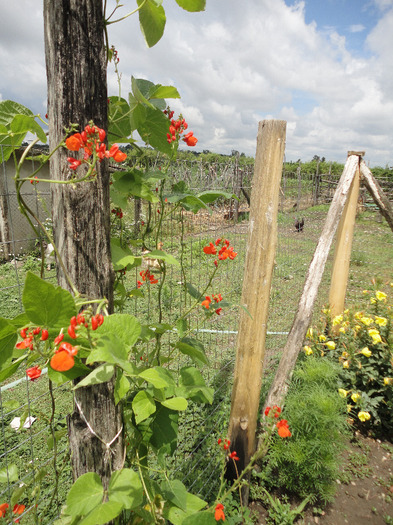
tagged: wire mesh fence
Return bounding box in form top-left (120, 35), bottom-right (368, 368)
top-left (1, 149), bottom-right (393, 522)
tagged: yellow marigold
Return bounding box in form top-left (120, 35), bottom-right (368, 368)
top-left (358, 411), bottom-right (371, 422)
top-left (342, 351), bottom-right (349, 359)
top-left (319, 334), bottom-right (327, 342)
top-left (322, 308), bottom-right (330, 315)
top-left (303, 345), bottom-right (313, 356)
top-left (343, 360), bottom-right (349, 369)
top-left (384, 377), bottom-right (392, 386)
top-left (325, 341), bottom-right (336, 350)
top-left (368, 329), bottom-right (382, 345)
top-left (338, 389), bottom-right (348, 398)
top-left (332, 315), bottom-right (343, 326)
top-left (360, 317), bottom-right (373, 326)
top-left (370, 297), bottom-right (376, 304)
top-left (375, 316), bottom-right (387, 327)
top-left (354, 311), bottom-right (363, 320)
top-left (351, 392), bottom-right (361, 403)
top-left (354, 325), bottom-right (361, 332)
top-left (376, 291), bottom-right (387, 302)
top-left (360, 347), bottom-right (372, 357)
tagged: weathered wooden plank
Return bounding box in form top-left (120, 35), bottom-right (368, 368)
top-left (227, 120), bottom-right (286, 492)
top-left (360, 161), bottom-right (393, 232)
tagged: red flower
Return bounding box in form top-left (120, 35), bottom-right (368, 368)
top-left (26, 366), bottom-right (41, 381)
top-left (276, 419), bottom-right (291, 438)
top-left (41, 329), bottom-right (49, 341)
top-left (54, 332), bottom-right (64, 345)
top-left (50, 351), bottom-right (75, 372)
top-left (65, 133), bottom-right (84, 151)
top-left (213, 294), bottom-right (223, 302)
top-left (67, 157), bottom-right (82, 170)
top-left (215, 308), bottom-right (223, 315)
top-left (201, 296), bottom-right (212, 309)
top-left (203, 242), bottom-right (217, 255)
top-left (183, 132), bottom-right (198, 147)
top-left (264, 406), bottom-right (271, 417)
top-left (214, 503), bottom-right (225, 522)
top-left (13, 504), bottom-right (25, 515)
top-left (229, 450), bottom-right (240, 461)
top-left (0, 503), bottom-right (9, 517)
top-left (108, 144), bottom-right (127, 162)
top-left (16, 336), bottom-right (33, 350)
top-left (68, 325), bottom-right (77, 339)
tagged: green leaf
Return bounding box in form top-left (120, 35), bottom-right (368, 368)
top-left (65, 472), bottom-right (103, 517)
top-left (186, 283), bottom-right (203, 300)
top-left (176, 338), bottom-right (208, 366)
top-left (161, 397), bottom-right (188, 411)
top-left (138, 0), bottom-right (166, 48)
top-left (0, 318), bottom-right (17, 368)
top-left (164, 492), bottom-right (207, 525)
top-left (111, 238), bottom-right (136, 271)
top-left (137, 106), bottom-right (172, 155)
top-left (197, 190), bottom-right (237, 204)
top-left (112, 169), bottom-right (159, 203)
top-left (0, 464), bottom-right (18, 484)
top-left (161, 479), bottom-right (188, 511)
top-left (108, 468), bottom-right (143, 509)
top-left (108, 96), bottom-right (132, 143)
top-left (22, 272), bottom-right (76, 328)
top-left (176, 367), bottom-right (214, 404)
top-left (86, 335), bottom-right (137, 376)
top-left (114, 371), bottom-right (130, 405)
top-left (132, 390), bottom-right (156, 425)
top-left (79, 501), bottom-right (123, 525)
top-left (148, 85), bottom-right (180, 100)
top-left (143, 249), bottom-right (179, 266)
top-left (131, 77), bottom-right (156, 109)
top-left (175, 0), bottom-right (206, 12)
top-left (73, 364), bottom-right (115, 389)
top-left (150, 405), bottom-right (178, 454)
top-left (0, 356), bottom-right (26, 382)
top-left (10, 114), bottom-right (47, 143)
top-left (182, 510), bottom-right (216, 525)
top-left (102, 313), bottom-right (142, 348)
top-left (139, 367), bottom-right (172, 389)
top-left (176, 318), bottom-right (187, 338)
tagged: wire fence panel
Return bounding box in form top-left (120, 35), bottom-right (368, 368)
top-left (1, 151), bottom-right (393, 519)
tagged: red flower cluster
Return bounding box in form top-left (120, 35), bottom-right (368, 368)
top-left (16, 327), bottom-right (49, 351)
top-left (0, 502), bottom-right (25, 520)
top-left (217, 437), bottom-right (230, 450)
top-left (201, 293), bottom-right (223, 314)
top-left (26, 366), bottom-right (42, 381)
top-left (215, 503), bottom-right (225, 522)
top-left (265, 405), bottom-right (291, 438)
top-left (65, 123), bottom-right (127, 170)
top-left (164, 110), bottom-right (198, 147)
top-left (67, 312), bottom-right (104, 339)
top-left (203, 238), bottom-right (237, 264)
top-left (111, 207), bottom-right (123, 219)
top-left (137, 270), bottom-right (159, 288)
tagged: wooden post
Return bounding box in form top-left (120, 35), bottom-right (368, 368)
top-left (262, 154), bottom-right (359, 413)
top-left (227, 120), bottom-right (286, 496)
top-left (328, 152), bottom-right (363, 318)
top-left (360, 161), bottom-right (393, 232)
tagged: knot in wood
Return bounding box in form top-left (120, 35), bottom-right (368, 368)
top-left (240, 417), bottom-right (248, 430)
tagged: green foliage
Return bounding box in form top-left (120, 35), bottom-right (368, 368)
top-left (262, 491), bottom-right (310, 525)
top-left (260, 357), bottom-right (349, 504)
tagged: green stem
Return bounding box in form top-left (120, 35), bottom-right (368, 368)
top-left (105, 0), bottom-right (148, 25)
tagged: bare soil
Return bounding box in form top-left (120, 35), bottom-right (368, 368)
top-left (249, 434), bottom-right (393, 524)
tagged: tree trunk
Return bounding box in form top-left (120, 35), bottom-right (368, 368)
top-left (43, 0), bottom-right (123, 489)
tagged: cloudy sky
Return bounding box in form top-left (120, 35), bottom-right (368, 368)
top-left (1, 0), bottom-right (393, 166)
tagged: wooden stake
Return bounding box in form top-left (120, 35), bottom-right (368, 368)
top-left (360, 161), bottom-right (393, 232)
top-left (227, 120), bottom-right (286, 494)
top-left (262, 154), bottom-right (360, 413)
top-left (329, 157), bottom-right (361, 318)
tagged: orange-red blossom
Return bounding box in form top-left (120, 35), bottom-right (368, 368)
top-left (276, 419), bottom-right (292, 438)
top-left (215, 503), bottom-right (225, 521)
top-left (65, 124), bottom-right (127, 171)
top-left (50, 341), bottom-right (78, 372)
top-left (203, 239), bottom-right (237, 263)
top-left (201, 293), bottom-right (223, 314)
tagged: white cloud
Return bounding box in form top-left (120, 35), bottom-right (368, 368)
top-left (0, 0), bottom-right (392, 165)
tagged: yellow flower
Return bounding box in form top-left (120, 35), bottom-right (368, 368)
top-left (347, 404), bottom-right (353, 413)
top-left (332, 315), bottom-right (343, 326)
top-left (322, 308), bottom-right (330, 315)
top-left (342, 351), bottom-right (349, 359)
top-left (368, 329), bottom-right (382, 345)
top-left (338, 389), bottom-right (348, 398)
top-left (343, 360), bottom-right (349, 369)
top-left (354, 325), bottom-right (361, 333)
top-left (319, 334), bottom-right (327, 342)
top-left (358, 411), bottom-right (371, 422)
top-left (370, 297), bottom-right (376, 304)
top-left (375, 291), bottom-right (387, 302)
top-left (354, 311), bottom-right (363, 320)
top-left (384, 377), bottom-right (392, 386)
top-left (325, 341), bottom-right (336, 350)
top-left (339, 326), bottom-right (346, 333)
top-left (303, 345), bottom-right (313, 356)
top-left (362, 290), bottom-right (369, 295)
top-left (375, 316), bottom-right (387, 327)
top-left (360, 317), bottom-right (373, 326)
top-left (351, 392), bottom-right (361, 403)
top-left (360, 347), bottom-right (372, 357)
top-left (306, 327), bottom-right (313, 339)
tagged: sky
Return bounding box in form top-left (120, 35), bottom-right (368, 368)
top-left (1, 0), bottom-right (393, 166)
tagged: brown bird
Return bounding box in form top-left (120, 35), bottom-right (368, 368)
top-left (294, 218), bottom-right (304, 232)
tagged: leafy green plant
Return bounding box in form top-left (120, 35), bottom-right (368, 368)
top-left (258, 357), bottom-right (349, 504)
top-left (262, 490), bottom-right (310, 525)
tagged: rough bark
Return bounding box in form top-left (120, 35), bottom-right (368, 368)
top-left (262, 154), bottom-right (360, 413)
top-left (43, 0), bottom-right (123, 489)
